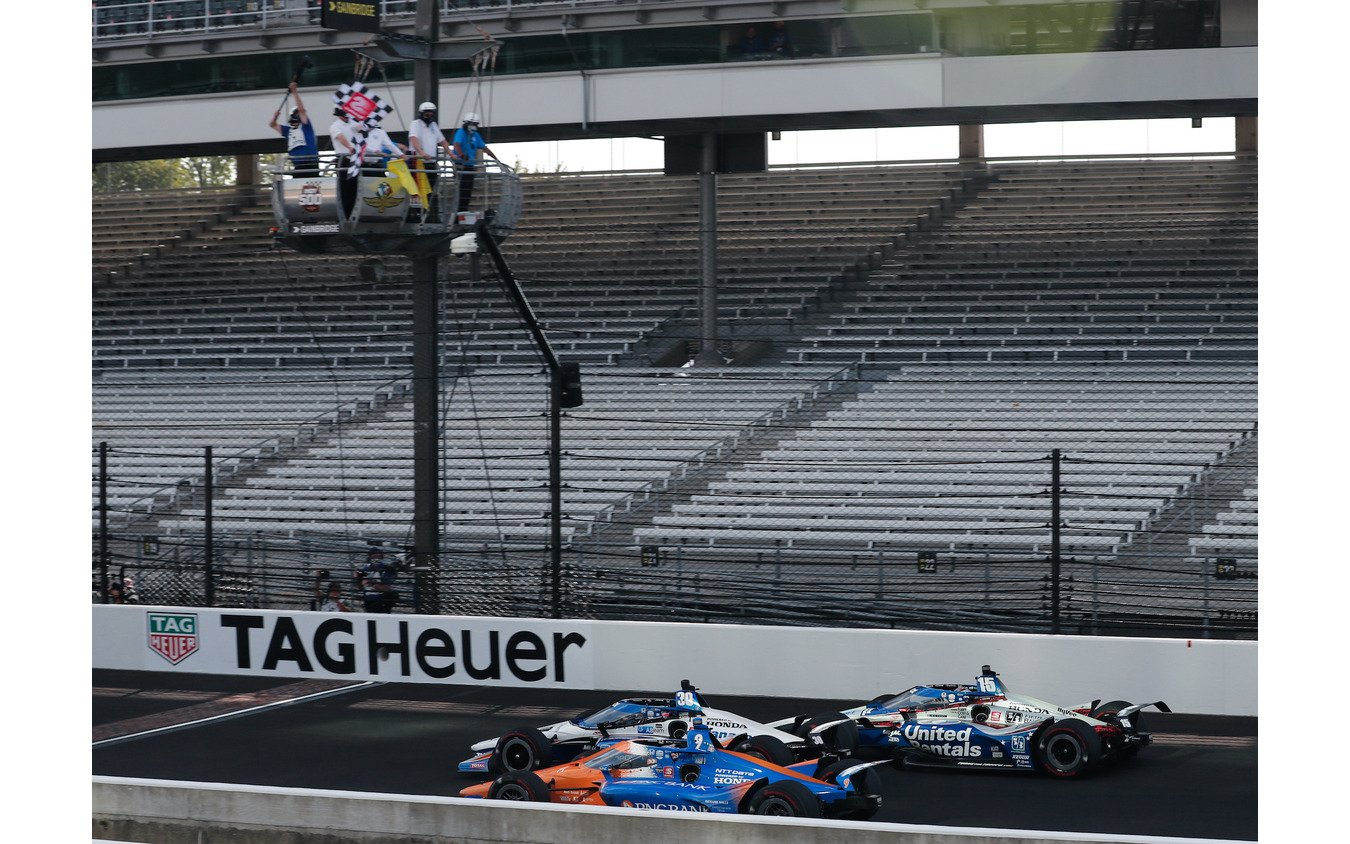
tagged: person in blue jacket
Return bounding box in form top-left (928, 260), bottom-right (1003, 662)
top-left (452, 112), bottom-right (501, 213)
top-left (269, 82), bottom-right (318, 177)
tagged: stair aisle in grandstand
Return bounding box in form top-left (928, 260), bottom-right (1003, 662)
top-left (632, 363), bottom-right (1257, 557)
top-left (785, 157), bottom-right (1256, 366)
top-left (92, 164), bottom-right (969, 371)
top-left (143, 368), bottom-right (838, 542)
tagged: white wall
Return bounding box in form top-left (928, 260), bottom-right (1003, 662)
top-left (92, 47), bottom-right (1256, 153)
top-left (93, 605), bottom-right (1257, 715)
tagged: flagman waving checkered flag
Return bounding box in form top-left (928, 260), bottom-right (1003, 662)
top-left (333, 82), bottom-right (394, 178)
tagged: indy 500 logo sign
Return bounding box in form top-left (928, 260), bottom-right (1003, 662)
top-left (147, 613), bottom-right (199, 665)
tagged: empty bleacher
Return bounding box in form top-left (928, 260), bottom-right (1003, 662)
top-left (92, 155), bottom-right (1257, 631)
top-left (787, 157), bottom-right (1256, 366)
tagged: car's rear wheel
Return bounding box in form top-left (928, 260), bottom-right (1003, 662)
top-left (815, 758), bottom-right (881, 820)
top-left (1090, 699), bottom-right (1141, 757)
top-left (487, 770), bottom-right (550, 802)
top-left (490, 727), bottom-right (554, 774)
top-left (750, 780), bottom-right (822, 818)
top-left (801, 711), bottom-right (859, 756)
top-left (1036, 719), bottom-right (1101, 778)
top-left (733, 734), bottom-right (795, 767)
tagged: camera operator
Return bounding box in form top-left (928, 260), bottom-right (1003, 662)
top-left (356, 547), bottom-right (400, 613)
top-left (314, 569), bottom-right (350, 612)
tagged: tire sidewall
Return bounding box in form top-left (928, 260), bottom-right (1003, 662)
top-left (752, 780), bottom-right (821, 818)
top-left (1038, 720), bottom-right (1098, 778)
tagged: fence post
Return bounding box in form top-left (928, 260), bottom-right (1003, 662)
top-left (205, 446), bottom-right (215, 607)
top-left (1050, 448), bottom-right (1062, 634)
top-left (99, 442), bottom-right (109, 603)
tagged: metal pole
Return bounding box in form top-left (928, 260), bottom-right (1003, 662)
top-left (694, 133), bottom-right (721, 364)
top-left (99, 442), bottom-right (109, 603)
top-left (550, 366), bottom-right (564, 619)
top-left (1050, 448), bottom-right (1062, 634)
top-left (412, 254), bottom-right (440, 614)
top-left (205, 446), bottom-right (215, 608)
top-left (411, 0), bottom-right (443, 614)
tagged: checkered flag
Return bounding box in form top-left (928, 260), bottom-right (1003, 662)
top-left (332, 81), bottom-right (393, 124)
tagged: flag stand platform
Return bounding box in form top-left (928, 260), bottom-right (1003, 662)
top-left (270, 159), bottom-right (522, 255)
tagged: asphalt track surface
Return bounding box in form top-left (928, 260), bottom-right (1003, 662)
top-left (93, 670), bottom-right (1257, 840)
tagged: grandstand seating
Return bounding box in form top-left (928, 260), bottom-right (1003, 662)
top-left (632, 363), bottom-right (1256, 558)
top-left (140, 367), bottom-right (838, 542)
top-left (1189, 486), bottom-right (1258, 559)
top-left (93, 156), bottom-right (1258, 614)
top-left (787, 157), bottom-right (1256, 366)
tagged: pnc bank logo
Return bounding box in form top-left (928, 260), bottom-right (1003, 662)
top-left (148, 613), bottom-right (199, 665)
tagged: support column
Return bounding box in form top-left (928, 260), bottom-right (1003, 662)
top-left (411, 254), bottom-right (440, 614)
top-left (235, 154), bottom-right (259, 186)
top-left (958, 124), bottom-right (985, 162)
top-left (410, 0), bottom-right (442, 614)
top-left (694, 133), bottom-right (721, 364)
top-left (1235, 116), bottom-right (1257, 154)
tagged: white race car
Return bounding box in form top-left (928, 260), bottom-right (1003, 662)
top-left (457, 681), bottom-right (858, 775)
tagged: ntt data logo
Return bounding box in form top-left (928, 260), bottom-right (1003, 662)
top-left (147, 613), bottom-right (199, 665)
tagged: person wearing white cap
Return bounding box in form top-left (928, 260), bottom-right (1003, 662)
top-left (408, 102), bottom-right (453, 220)
top-left (452, 111), bottom-right (501, 213)
top-left (268, 82), bottom-right (318, 177)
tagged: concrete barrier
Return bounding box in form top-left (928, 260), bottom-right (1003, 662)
top-left (93, 606), bottom-right (1257, 716)
top-left (92, 777), bottom-right (1246, 844)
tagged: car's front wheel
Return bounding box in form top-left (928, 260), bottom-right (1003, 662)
top-left (489, 727), bottom-right (554, 774)
top-left (487, 770), bottom-right (551, 802)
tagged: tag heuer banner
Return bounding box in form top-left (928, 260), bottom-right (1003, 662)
top-left (322, 1), bottom-right (381, 34)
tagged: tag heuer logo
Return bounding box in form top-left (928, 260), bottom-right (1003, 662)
top-left (147, 613), bottom-right (199, 665)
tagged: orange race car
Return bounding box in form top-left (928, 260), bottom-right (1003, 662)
top-left (459, 720), bottom-right (883, 819)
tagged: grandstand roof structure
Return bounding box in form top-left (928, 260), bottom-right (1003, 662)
top-left (92, 0), bottom-right (1257, 161)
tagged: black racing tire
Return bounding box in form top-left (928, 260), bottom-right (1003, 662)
top-left (804, 711), bottom-right (860, 756)
top-left (814, 758), bottom-right (882, 820)
top-left (1090, 699), bottom-right (1141, 757)
top-left (489, 727), bottom-right (554, 774)
top-left (750, 779), bottom-right (822, 818)
top-left (487, 770), bottom-right (550, 802)
top-left (733, 734), bottom-right (796, 767)
top-left (1036, 719), bottom-right (1102, 778)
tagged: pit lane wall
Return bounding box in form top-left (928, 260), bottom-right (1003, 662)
top-left (91, 605), bottom-right (1256, 716)
top-left (92, 777), bottom-right (1244, 844)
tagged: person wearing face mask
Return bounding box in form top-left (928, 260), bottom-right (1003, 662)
top-left (268, 82), bottom-right (318, 177)
top-left (408, 102), bottom-right (453, 221)
top-left (451, 111), bottom-right (501, 214)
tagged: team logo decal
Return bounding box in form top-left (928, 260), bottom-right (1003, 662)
top-left (363, 180), bottom-right (406, 213)
top-left (147, 612), bottom-right (199, 665)
top-left (299, 182), bottom-right (322, 212)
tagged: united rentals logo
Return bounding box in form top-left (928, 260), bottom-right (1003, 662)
top-left (363, 180), bottom-right (406, 213)
top-left (148, 613), bottom-right (199, 665)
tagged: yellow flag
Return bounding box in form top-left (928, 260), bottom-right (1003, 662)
top-left (386, 159), bottom-right (427, 210)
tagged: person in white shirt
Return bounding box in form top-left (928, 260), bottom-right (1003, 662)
top-left (408, 102), bottom-right (454, 220)
top-left (329, 108), bottom-right (359, 216)
top-left (355, 116), bottom-right (406, 174)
